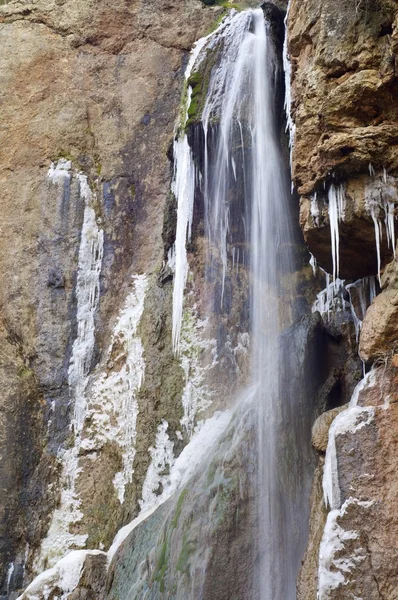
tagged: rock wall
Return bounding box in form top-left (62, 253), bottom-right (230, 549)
top-left (1, 0), bottom-right (397, 597)
top-left (0, 0), bottom-right (222, 595)
top-left (287, 0), bottom-right (398, 597)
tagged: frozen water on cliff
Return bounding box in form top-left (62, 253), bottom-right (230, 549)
top-left (47, 158), bottom-right (72, 185)
top-left (178, 302), bottom-right (217, 435)
top-left (34, 168), bottom-right (104, 570)
top-left (108, 409), bottom-right (232, 562)
top-left (328, 183), bottom-right (346, 283)
top-left (323, 403), bottom-right (375, 510)
top-left (365, 172), bottom-right (397, 282)
top-left (18, 550), bottom-right (106, 600)
top-left (69, 173), bottom-right (104, 432)
top-left (82, 274), bottom-right (148, 503)
top-left (283, 0), bottom-right (296, 169)
top-left (318, 499), bottom-right (374, 600)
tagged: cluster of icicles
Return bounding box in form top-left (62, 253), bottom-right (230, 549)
top-left (310, 169), bottom-right (396, 342)
top-left (311, 270), bottom-right (377, 343)
top-left (310, 170), bottom-right (396, 285)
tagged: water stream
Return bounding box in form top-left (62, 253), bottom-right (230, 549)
top-left (172, 8), bottom-right (310, 599)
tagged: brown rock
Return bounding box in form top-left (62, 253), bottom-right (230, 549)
top-left (319, 403), bottom-right (398, 599)
top-left (359, 288), bottom-right (398, 361)
top-left (288, 0), bottom-right (398, 196)
top-left (311, 406), bottom-right (347, 453)
top-left (288, 0), bottom-right (398, 279)
top-left (297, 462), bottom-right (327, 600)
top-left (360, 256), bottom-right (398, 362)
top-left (0, 0), bottom-right (221, 591)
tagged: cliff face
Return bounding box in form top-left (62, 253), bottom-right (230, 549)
top-left (1, 0), bottom-right (397, 598)
top-left (287, 0), bottom-right (398, 597)
top-left (0, 0), bottom-right (221, 595)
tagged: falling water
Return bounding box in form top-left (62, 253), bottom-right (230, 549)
top-left (172, 8), bottom-right (309, 599)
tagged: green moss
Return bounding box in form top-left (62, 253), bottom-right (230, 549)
top-left (51, 150), bottom-right (74, 163)
top-left (171, 488), bottom-right (188, 529)
top-left (17, 366), bottom-right (34, 380)
top-left (206, 11), bottom-right (228, 33)
top-left (206, 458), bottom-right (218, 486)
top-left (153, 537), bottom-right (169, 592)
top-left (176, 533), bottom-right (196, 574)
top-left (202, 0), bottom-right (242, 7)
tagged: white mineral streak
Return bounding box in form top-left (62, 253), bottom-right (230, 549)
top-left (179, 301), bottom-right (218, 435)
top-left (35, 167), bottom-right (104, 570)
top-left (318, 499), bottom-right (374, 600)
top-left (83, 274), bottom-right (148, 503)
top-left (365, 173), bottom-right (397, 283)
top-left (323, 404), bottom-right (375, 510)
top-left (17, 550), bottom-right (106, 600)
top-left (283, 0), bottom-right (295, 170)
top-left (108, 409), bottom-right (232, 562)
top-left (328, 183), bottom-right (346, 283)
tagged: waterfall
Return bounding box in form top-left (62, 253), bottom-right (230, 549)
top-left (172, 8), bottom-right (309, 599)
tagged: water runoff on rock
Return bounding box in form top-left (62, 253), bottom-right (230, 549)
top-left (172, 8), bottom-right (309, 599)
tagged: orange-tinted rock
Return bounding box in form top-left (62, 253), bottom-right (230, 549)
top-left (288, 0), bottom-right (398, 279)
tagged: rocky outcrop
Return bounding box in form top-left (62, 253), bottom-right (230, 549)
top-left (360, 251), bottom-right (398, 361)
top-left (288, 1), bottom-right (398, 598)
top-left (288, 0), bottom-right (398, 278)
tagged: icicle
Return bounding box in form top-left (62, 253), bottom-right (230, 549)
top-left (309, 253), bottom-right (317, 275)
top-left (171, 35), bottom-right (212, 353)
top-left (283, 0), bottom-right (296, 168)
top-left (365, 173), bottom-right (397, 280)
top-left (6, 563), bottom-right (14, 596)
top-left (328, 184), bottom-right (346, 283)
top-left (368, 162), bottom-right (375, 177)
top-left (369, 276), bottom-right (377, 303)
top-left (312, 274), bottom-right (346, 318)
